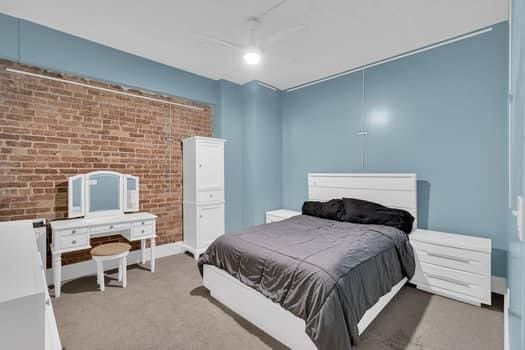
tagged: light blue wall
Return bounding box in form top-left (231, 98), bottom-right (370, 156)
top-left (0, 12), bottom-right (217, 104)
top-left (242, 82), bottom-right (283, 227)
top-left (249, 83), bottom-right (283, 226)
top-left (216, 80), bottom-right (245, 232)
top-left (242, 82), bottom-right (259, 228)
top-left (0, 13), bottom-right (18, 61)
top-left (283, 73), bottom-right (364, 201)
top-left (215, 81), bottom-right (283, 231)
top-left (508, 0), bottom-right (525, 348)
top-left (282, 22), bottom-right (509, 277)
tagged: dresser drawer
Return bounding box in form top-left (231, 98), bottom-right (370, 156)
top-left (197, 190), bottom-right (224, 202)
top-left (413, 262), bottom-right (490, 301)
top-left (131, 223), bottom-right (154, 239)
top-left (59, 234), bottom-right (89, 251)
top-left (411, 240), bottom-right (490, 276)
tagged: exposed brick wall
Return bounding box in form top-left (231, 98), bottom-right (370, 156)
top-left (0, 60), bottom-right (213, 266)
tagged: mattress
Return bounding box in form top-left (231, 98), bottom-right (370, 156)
top-left (198, 215), bottom-right (415, 350)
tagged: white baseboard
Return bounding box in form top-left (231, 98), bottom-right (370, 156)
top-left (45, 241), bottom-right (183, 286)
top-left (492, 275), bottom-right (507, 295)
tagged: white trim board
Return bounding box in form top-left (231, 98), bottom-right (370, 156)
top-left (45, 241), bottom-right (182, 286)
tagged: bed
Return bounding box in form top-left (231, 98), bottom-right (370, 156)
top-left (199, 173), bottom-right (417, 349)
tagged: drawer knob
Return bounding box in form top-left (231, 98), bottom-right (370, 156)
top-left (72, 229), bottom-right (76, 234)
top-left (199, 164), bottom-right (202, 168)
top-left (109, 225), bottom-right (114, 229)
top-left (141, 221), bottom-right (145, 225)
top-left (141, 229), bottom-right (145, 234)
top-left (200, 215), bottom-right (203, 219)
top-left (72, 240), bottom-right (77, 244)
top-left (210, 194), bottom-right (213, 198)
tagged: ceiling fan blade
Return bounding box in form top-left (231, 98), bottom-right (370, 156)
top-left (261, 24), bottom-right (308, 50)
top-left (254, 0), bottom-right (289, 22)
top-left (197, 34), bottom-right (244, 50)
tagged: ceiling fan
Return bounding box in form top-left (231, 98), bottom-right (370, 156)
top-left (197, 0), bottom-right (307, 65)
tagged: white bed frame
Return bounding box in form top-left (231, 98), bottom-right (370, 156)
top-left (203, 173), bottom-right (417, 349)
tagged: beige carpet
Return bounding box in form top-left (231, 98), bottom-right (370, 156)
top-left (52, 254), bottom-right (503, 350)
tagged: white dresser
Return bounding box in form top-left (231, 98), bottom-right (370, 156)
top-left (0, 220), bottom-right (61, 350)
top-left (265, 209), bottom-right (301, 223)
top-left (182, 136), bottom-right (226, 260)
top-left (410, 229), bottom-right (492, 306)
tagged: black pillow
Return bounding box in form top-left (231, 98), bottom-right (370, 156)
top-left (341, 198), bottom-right (385, 213)
top-left (302, 199), bottom-right (344, 221)
top-left (340, 198), bottom-right (414, 234)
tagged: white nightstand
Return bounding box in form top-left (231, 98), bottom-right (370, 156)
top-left (410, 229), bottom-right (492, 306)
top-left (265, 209), bottom-right (301, 223)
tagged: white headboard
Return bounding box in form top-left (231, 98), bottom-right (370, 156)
top-left (308, 173), bottom-right (417, 229)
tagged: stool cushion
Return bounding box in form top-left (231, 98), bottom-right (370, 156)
top-left (91, 242), bottom-right (131, 256)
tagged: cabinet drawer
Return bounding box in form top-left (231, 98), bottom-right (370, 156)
top-left (56, 227), bottom-right (88, 236)
top-left (197, 190), bottom-right (224, 202)
top-left (59, 234), bottom-right (89, 251)
top-left (132, 223), bottom-right (154, 239)
top-left (133, 219), bottom-right (155, 226)
top-left (413, 262), bottom-right (490, 300)
top-left (411, 240), bottom-right (490, 276)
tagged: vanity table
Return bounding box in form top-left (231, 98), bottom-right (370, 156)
top-left (51, 170), bottom-right (156, 298)
top-left (50, 212), bottom-right (157, 298)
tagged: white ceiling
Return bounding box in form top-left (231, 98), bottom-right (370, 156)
top-left (0, 0), bottom-right (508, 90)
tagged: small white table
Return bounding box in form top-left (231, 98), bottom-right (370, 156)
top-left (50, 212), bottom-right (157, 298)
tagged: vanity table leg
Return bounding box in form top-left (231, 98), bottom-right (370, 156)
top-left (141, 239), bottom-right (146, 264)
top-left (118, 260), bottom-right (123, 282)
top-left (122, 256), bottom-right (127, 288)
top-left (52, 253), bottom-right (62, 298)
top-left (150, 237), bottom-right (156, 272)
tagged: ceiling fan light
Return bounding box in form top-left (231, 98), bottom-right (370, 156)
top-left (243, 51), bottom-right (261, 65)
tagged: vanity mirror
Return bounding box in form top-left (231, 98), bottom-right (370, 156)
top-left (68, 171), bottom-right (139, 218)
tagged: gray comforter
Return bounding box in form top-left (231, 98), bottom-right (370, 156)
top-left (198, 215), bottom-right (415, 350)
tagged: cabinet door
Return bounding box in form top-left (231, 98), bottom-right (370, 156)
top-left (123, 175), bottom-right (140, 212)
top-left (197, 204), bottom-right (224, 249)
top-left (197, 141), bottom-right (223, 191)
top-left (68, 174), bottom-right (85, 218)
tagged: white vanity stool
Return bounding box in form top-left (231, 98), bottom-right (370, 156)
top-left (91, 243), bottom-right (131, 291)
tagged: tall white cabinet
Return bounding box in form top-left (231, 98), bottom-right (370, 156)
top-left (182, 136), bottom-right (226, 260)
